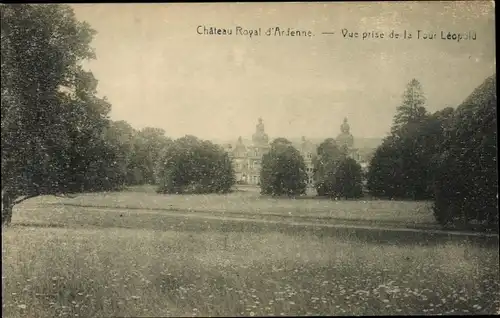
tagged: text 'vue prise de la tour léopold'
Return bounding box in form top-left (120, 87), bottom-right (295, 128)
top-left (340, 29), bottom-right (477, 42)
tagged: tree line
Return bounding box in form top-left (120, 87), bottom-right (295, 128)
top-left (366, 77), bottom-right (497, 231)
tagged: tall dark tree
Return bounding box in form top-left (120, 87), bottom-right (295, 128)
top-left (433, 75), bottom-right (498, 231)
top-left (368, 106), bottom-right (456, 200)
top-left (415, 107), bottom-right (455, 194)
top-left (367, 78), bottom-right (441, 200)
top-left (105, 120), bottom-right (137, 186)
top-left (1, 4), bottom-right (115, 224)
top-left (132, 127), bottom-right (172, 185)
top-left (260, 138), bottom-right (307, 197)
top-left (313, 138), bottom-right (345, 196)
top-left (391, 79), bottom-right (428, 136)
top-left (366, 137), bottom-right (403, 198)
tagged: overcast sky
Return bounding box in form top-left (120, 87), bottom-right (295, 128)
top-left (72, 2), bottom-right (495, 141)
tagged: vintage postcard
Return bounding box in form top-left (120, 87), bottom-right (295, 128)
top-left (1, 2), bottom-right (497, 317)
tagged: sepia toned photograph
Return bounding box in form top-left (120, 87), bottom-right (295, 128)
top-left (1, 2), bottom-right (498, 317)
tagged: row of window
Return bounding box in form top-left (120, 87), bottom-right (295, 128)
top-left (240, 176), bottom-right (314, 185)
top-left (234, 150), bottom-right (262, 157)
top-left (239, 175), bottom-right (260, 183)
top-left (235, 162), bottom-right (314, 172)
top-left (231, 151), bottom-right (314, 159)
top-left (234, 161), bottom-right (261, 170)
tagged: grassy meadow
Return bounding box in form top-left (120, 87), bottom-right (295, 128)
top-left (2, 186), bottom-right (500, 317)
top-left (21, 185), bottom-right (437, 229)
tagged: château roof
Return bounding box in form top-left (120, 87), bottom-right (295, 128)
top-left (226, 138), bottom-right (318, 156)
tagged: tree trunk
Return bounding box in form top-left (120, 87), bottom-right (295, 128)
top-left (1, 189), bottom-right (15, 226)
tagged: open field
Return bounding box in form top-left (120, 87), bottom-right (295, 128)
top-left (2, 225), bottom-right (499, 317)
top-left (22, 185), bottom-right (437, 229)
top-left (3, 188), bottom-right (499, 317)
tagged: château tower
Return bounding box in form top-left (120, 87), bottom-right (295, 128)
top-left (252, 117), bottom-right (269, 147)
top-left (336, 117), bottom-right (354, 150)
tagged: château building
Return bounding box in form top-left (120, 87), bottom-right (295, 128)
top-left (223, 117), bottom-right (365, 186)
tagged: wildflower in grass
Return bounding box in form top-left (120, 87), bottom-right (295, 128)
top-left (17, 304), bottom-right (27, 309)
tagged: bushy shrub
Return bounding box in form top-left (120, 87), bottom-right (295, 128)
top-left (260, 138), bottom-right (307, 197)
top-left (156, 136), bottom-right (235, 194)
top-left (333, 157), bottom-right (364, 199)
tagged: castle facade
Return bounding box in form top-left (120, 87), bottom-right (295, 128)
top-left (223, 118), bottom-right (363, 186)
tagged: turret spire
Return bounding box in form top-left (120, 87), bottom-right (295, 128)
top-left (337, 117), bottom-right (354, 149)
top-left (252, 117), bottom-right (269, 145)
